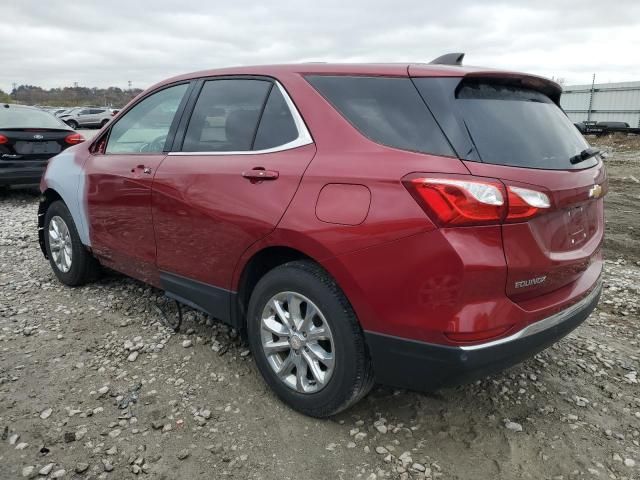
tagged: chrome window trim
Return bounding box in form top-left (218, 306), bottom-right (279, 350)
top-left (168, 81), bottom-right (313, 156)
top-left (460, 277), bottom-right (602, 351)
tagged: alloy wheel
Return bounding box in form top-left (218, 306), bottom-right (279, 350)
top-left (48, 215), bottom-right (73, 273)
top-left (260, 292), bottom-right (335, 394)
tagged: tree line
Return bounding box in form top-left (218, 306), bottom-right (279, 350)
top-left (0, 85), bottom-right (144, 108)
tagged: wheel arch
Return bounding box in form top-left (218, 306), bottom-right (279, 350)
top-left (38, 188), bottom-right (64, 258)
top-left (234, 246), bottom-right (315, 334)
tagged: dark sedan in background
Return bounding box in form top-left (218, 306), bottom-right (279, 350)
top-left (0, 104), bottom-right (84, 187)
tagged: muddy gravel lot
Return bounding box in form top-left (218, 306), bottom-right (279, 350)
top-left (1, 135), bottom-right (639, 480)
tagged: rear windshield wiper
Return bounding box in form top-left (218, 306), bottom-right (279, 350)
top-left (570, 147), bottom-right (600, 165)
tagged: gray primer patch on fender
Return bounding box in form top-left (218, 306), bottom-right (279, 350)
top-left (43, 149), bottom-right (91, 246)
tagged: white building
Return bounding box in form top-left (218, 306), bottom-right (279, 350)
top-left (561, 80), bottom-right (640, 127)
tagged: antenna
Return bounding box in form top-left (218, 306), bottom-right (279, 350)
top-left (429, 53), bottom-right (465, 66)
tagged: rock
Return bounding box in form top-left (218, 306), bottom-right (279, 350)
top-left (102, 459), bottom-right (114, 472)
top-left (504, 421), bottom-right (523, 432)
top-left (15, 442), bottom-right (28, 450)
top-left (412, 463), bottom-right (426, 472)
top-left (21, 466), bottom-right (35, 478)
top-left (127, 351), bottom-right (139, 362)
top-left (64, 431), bottom-right (76, 443)
top-left (201, 409), bottom-right (212, 420)
top-left (51, 469), bottom-right (66, 478)
top-left (624, 458), bottom-right (636, 467)
top-left (109, 428), bottom-right (122, 438)
top-left (182, 339), bottom-right (192, 348)
top-left (39, 464), bottom-right (55, 476)
top-left (177, 449), bottom-right (190, 460)
top-left (375, 446), bottom-right (388, 454)
top-left (40, 408), bottom-right (53, 419)
top-left (75, 463), bottom-right (89, 473)
top-left (375, 424), bottom-right (388, 434)
top-left (98, 386), bottom-right (110, 397)
top-left (9, 433), bottom-right (19, 445)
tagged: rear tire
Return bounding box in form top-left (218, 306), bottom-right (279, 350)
top-left (247, 260), bottom-right (374, 417)
top-left (44, 200), bottom-right (100, 286)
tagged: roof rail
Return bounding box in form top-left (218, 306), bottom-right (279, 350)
top-left (429, 53), bottom-right (465, 66)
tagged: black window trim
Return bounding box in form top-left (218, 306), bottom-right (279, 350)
top-left (168, 75), bottom-right (313, 156)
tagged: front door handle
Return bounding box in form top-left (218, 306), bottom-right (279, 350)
top-left (242, 169), bottom-right (279, 181)
top-left (131, 164), bottom-right (152, 175)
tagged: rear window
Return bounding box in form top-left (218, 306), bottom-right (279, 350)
top-left (306, 76), bottom-right (454, 157)
top-left (415, 79), bottom-right (594, 170)
top-left (0, 106), bottom-right (69, 130)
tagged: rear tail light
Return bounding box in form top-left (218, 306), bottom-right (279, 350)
top-left (64, 133), bottom-right (85, 145)
top-left (404, 176), bottom-right (551, 226)
top-left (0, 134), bottom-right (8, 144)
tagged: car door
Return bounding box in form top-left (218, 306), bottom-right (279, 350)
top-left (75, 109), bottom-right (91, 127)
top-left (85, 82), bottom-right (191, 285)
top-left (151, 78), bottom-right (315, 320)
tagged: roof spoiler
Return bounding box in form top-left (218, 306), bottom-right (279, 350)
top-left (429, 53), bottom-right (465, 66)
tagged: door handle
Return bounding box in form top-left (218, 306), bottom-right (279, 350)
top-left (242, 168), bottom-right (279, 181)
top-left (131, 164), bottom-right (152, 175)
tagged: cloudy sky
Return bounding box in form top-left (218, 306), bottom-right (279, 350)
top-left (2, 0), bottom-right (639, 93)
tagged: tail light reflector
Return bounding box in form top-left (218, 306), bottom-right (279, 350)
top-left (404, 176), bottom-right (551, 226)
top-left (0, 134), bottom-right (8, 144)
top-left (445, 324), bottom-right (513, 343)
top-left (64, 133), bottom-right (85, 145)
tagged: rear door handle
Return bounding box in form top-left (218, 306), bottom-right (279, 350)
top-left (242, 169), bottom-right (279, 181)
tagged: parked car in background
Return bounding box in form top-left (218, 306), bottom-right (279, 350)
top-left (0, 104), bottom-right (84, 187)
top-left (38, 57), bottom-right (605, 416)
top-left (58, 107), bottom-right (112, 129)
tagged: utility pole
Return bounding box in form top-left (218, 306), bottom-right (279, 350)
top-left (586, 73), bottom-right (595, 122)
top-left (128, 80), bottom-right (132, 90)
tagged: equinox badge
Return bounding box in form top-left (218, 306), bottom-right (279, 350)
top-left (515, 276), bottom-right (547, 288)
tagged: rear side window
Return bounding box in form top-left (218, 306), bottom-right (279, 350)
top-left (182, 79), bottom-right (271, 152)
top-left (306, 75), bottom-right (453, 156)
top-left (414, 78), bottom-right (593, 170)
top-left (253, 86), bottom-right (298, 150)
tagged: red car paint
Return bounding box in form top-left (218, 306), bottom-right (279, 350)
top-left (43, 62), bottom-right (605, 361)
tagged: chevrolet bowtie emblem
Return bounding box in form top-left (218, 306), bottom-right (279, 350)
top-left (588, 184), bottom-right (603, 199)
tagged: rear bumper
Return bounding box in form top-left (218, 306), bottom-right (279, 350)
top-left (0, 166), bottom-right (46, 186)
top-left (365, 277), bottom-right (602, 391)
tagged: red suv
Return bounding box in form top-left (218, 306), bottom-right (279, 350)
top-left (38, 54), bottom-right (605, 417)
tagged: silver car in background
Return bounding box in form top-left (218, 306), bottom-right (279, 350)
top-left (58, 107), bottom-right (112, 129)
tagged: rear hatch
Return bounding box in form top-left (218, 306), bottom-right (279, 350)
top-left (412, 72), bottom-right (606, 303)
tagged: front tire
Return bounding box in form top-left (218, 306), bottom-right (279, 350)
top-left (247, 260), bottom-right (374, 417)
top-left (66, 120), bottom-right (78, 129)
top-left (44, 200), bottom-right (100, 286)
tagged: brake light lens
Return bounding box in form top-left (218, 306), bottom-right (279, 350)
top-left (506, 186), bottom-right (550, 222)
top-left (64, 133), bottom-right (85, 145)
top-left (406, 177), bottom-right (505, 226)
top-left (0, 134), bottom-right (8, 144)
top-left (405, 176), bottom-right (552, 226)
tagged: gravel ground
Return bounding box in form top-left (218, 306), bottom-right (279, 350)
top-left (1, 136), bottom-right (639, 480)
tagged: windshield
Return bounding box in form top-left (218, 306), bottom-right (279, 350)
top-left (414, 79), bottom-right (596, 170)
top-left (0, 106), bottom-right (71, 130)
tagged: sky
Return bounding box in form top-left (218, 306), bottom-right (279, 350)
top-left (2, 0), bottom-right (639, 93)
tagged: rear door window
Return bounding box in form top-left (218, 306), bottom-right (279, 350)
top-left (182, 79), bottom-right (271, 152)
top-left (414, 78), bottom-right (594, 170)
top-left (253, 86), bottom-right (298, 150)
top-left (306, 75), bottom-right (454, 156)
